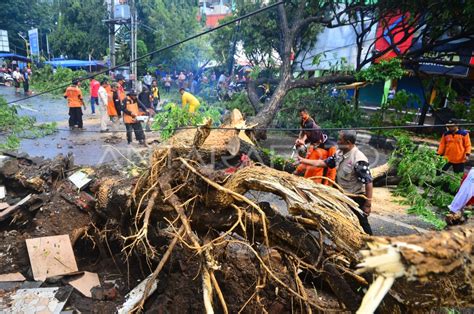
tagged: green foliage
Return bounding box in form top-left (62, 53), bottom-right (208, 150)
top-left (116, 40), bottom-right (150, 76)
top-left (0, 0), bottom-right (55, 57)
top-left (137, 0), bottom-right (214, 71)
top-left (450, 100), bottom-right (467, 118)
top-left (356, 59), bottom-right (406, 82)
top-left (261, 148), bottom-right (295, 172)
top-left (389, 134), bottom-right (462, 229)
top-left (221, 92), bottom-right (256, 117)
top-left (31, 66), bottom-right (108, 96)
top-left (275, 87), bottom-right (364, 137)
top-left (211, 1), bottom-right (322, 69)
top-left (151, 102), bottom-right (221, 140)
top-left (48, 0), bottom-right (108, 59)
top-left (429, 77), bottom-right (458, 110)
top-left (0, 97), bottom-right (57, 150)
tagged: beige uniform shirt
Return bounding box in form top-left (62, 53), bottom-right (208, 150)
top-left (333, 146), bottom-right (370, 195)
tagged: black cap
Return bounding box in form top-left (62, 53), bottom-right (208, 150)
top-left (72, 78), bottom-right (80, 85)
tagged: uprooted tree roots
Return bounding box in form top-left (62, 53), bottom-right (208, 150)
top-left (89, 121), bottom-right (473, 313)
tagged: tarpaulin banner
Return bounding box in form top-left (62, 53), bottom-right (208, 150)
top-left (28, 28), bottom-right (39, 56)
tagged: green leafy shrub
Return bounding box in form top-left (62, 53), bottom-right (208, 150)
top-left (151, 102), bottom-right (222, 140)
top-left (222, 92), bottom-right (256, 117)
top-left (390, 134), bottom-right (462, 229)
top-left (0, 96), bottom-right (57, 150)
top-left (356, 58), bottom-right (406, 82)
top-left (31, 65), bottom-right (108, 96)
top-left (261, 148), bottom-right (295, 172)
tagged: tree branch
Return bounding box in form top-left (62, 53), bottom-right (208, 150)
top-left (288, 74), bottom-right (356, 90)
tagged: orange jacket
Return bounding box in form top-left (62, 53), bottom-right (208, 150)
top-left (437, 129), bottom-right (471, 164)
top-left (105, 86), bottom-right (118, 117)
top-left (296, 144), bottom-right (336, 186)
top-left (123, 96), bottom-right (140, 124)
top-left (64, 86), bottom-right (83, 108)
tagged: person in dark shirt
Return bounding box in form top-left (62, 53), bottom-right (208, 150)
top-left (122, 90), bottom-right (146, 145)
top-left (111, 83), bottom-right (122, 118)
top-left (138, 86), bottom-right (155, 132)
top-left (295, 108), bottom-right (321, 147)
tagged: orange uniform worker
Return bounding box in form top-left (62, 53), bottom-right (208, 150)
top-left (294, 134), bottom-right (336, 185)
top-left (122, 90), bottom-right (146, 145)
top-left (437, 121), bottom-right (471, 173)
top-left (64, 79), bottom-right (85, 130)
top-left (105, 84), bottom-right (118, 117)
top-left (106, 83), bottom-right (121, 131)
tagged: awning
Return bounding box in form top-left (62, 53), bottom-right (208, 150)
top-left (0, 53), bottom-right (31, 62)
top-left (45, 59), bottom-right (105, 68)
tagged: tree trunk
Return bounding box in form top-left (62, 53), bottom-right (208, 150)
top-left (1, 119), bottom-right (472, 313)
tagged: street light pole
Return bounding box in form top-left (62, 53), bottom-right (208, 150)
top-left (18, 32), bottom-right (30, 60)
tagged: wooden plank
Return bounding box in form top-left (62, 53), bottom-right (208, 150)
top-left (68, 272), bottom-right (100, 298)
top-left (25, 234), bottom-right (79, 281)
top-left (0, 272), bottom-right (26, 282)
top-left (0, 194), bottom-right (31, 221)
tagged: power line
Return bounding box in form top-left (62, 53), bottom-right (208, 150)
top-left (48, 122), bottom-right (474, 134)
top-left (7, 1), bottom-right (285, 105)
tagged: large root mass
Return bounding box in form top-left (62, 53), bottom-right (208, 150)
top-left (0, 121), bottom-right (472, 313)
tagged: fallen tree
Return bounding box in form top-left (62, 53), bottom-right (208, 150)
top-left (0, 120), bottom-right (472, 313)
top-left (93, 121), bottom-right (473, 312)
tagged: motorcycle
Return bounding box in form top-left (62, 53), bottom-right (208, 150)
top-left (0, 72), bottom-right (13, 85)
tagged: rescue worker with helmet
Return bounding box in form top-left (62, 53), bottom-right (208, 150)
top-left (122, 90), bottom-right (146, 146)
top-left (64, 79), bottom-right (86, 130)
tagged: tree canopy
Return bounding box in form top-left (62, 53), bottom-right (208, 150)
top-left (211, 0), bottom-right (474, 131)
top-left (49, 0), bottom-right (108, 60)
top-left (136, 0), bottom-right (214, 72)
top-left (0, 0), bottom-right (55, 56)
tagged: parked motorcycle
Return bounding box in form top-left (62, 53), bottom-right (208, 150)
top-left (0, 72), bottom-right (13, 85)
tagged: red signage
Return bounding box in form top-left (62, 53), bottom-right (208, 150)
top-left (375, 13), bottom-right (415, 61)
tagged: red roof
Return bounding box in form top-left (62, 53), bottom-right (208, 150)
top-left (198, 13), bottom-right (232, 28)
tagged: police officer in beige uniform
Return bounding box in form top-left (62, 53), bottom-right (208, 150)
top-left (297, 130), bottom-right (373, 234)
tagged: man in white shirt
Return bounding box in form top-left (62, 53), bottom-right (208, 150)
top-left (12, 67), bottom-right (21, 94)
top-left (143, 72), bottom-right (153, 90)
top-left (98, 79), bottom-right (109, 132)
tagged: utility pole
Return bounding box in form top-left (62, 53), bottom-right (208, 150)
top-left (109, 0), bottom-right (116, 69)
top-left (46, 32), bottom-right (50, 61)
top-left (130, 0), bottom-right (137, 90)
